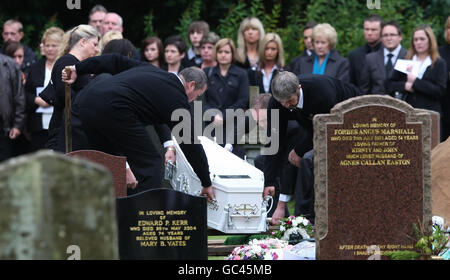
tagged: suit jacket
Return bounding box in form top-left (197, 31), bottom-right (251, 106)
top-left (295, 49), bottom-right (349, 82)
top-left (386, 58), bottom-right (448, 114)
top-left (288, 49), bottom-right (311, 75)
top-left (348, 42), bottom-right (382, 87)
top-left (263, 74), bottom-right (361, 186)
top-left (360, 47), bottom-right (408, 95)
top-left (439, 44), bottom-right (450, 123)
top-left (24, 58), bottom-right (47, 132)
top-left (74, 54), bottom-right (212, 187)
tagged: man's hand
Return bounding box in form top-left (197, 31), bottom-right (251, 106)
top-left (61, 65), bottom-right (77, 84)
top-left (263, 186), bottom-right (275, 197)
top-left (271, 201), bottom-right (287, 225)
top-left (164, 146), bottom-right (176, 164)
top-left (200, 186), bottom-right (215, 202)
top-left (288, 149), bottom-right (302, 168)
top-left (9, 128), bottom-right (21, 139)
top-left (126, 167), bottom-right (138, 189)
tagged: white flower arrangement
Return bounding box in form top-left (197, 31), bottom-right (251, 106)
top-left (227, 238), bottom-right (290, 260)
top-left (272, 215), bottom-right (314, 244)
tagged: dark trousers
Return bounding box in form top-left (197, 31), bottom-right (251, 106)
top-left (30, 130), bottom-right (49, 152)
top-left (0, 119), bottom-right (12, 163)
top-left (294, 149), bottom-right (315, 224)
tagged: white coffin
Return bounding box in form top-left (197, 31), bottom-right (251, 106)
top-left (165, 136), bottom-right (272, 234)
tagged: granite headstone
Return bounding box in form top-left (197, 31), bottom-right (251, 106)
top-left (0, 151), bottom-right (118, 259)
top-left (117, 188), bottom-right (207, 260)
top-left (314, 95), bottom-right (432, 260)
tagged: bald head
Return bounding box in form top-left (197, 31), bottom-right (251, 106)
top-left (101, 13), bottom-right (123, 35)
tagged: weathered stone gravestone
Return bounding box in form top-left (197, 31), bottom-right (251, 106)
top-left (117, 188), bottom-right (207, 260)
top-left (0, 150), bottom-right (118, 260)
top-left (314, 95), bottom-right (432, 260)
top-left (67, 150), bottom-right (127, 198)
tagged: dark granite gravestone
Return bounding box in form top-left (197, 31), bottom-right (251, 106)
top-left (67, 150), bottom-right (127, 198)
top-left (313, 95), bottom-right (432, 260)
top-left (117, 188), bottom-right (207, 260)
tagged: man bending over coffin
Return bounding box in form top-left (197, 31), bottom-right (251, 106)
top-left (260, 72), bottom-right (361, 224)
top-left (62, 54), bottom-right (214, 201)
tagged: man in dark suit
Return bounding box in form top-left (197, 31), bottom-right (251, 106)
top-left (63, 55), bottom-right (215, 201)
top-left (348, 14), bottom-right (384, 88)
top-left (360, 20), bottom-right (408, 95)
top-left (261, 72), bottom-right (361, 224)
top-left (288, 21), bottom-right (317, 75)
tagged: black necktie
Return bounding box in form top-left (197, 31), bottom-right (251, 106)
top-left (386, 53), bottom-right (393, 77)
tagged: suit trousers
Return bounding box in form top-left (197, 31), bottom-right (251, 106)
top-left (294, 149), bottom-right (315, 224)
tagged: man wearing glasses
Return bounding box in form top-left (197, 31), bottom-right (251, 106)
top-left (360, 20), bottom-right (407, 95)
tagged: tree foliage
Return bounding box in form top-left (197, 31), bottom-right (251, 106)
top-left (0, 0), bottom-right (448, 64)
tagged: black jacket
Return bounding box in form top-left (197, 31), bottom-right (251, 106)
top-left (264, 74), bottom-right (361, 186)
top-left (288, 49), bottom-right (311, 75)
top-left (386, 58), bottom-right (448, 114)
top-left (439, 44), bottom-right (450, 123)
top-left (360, 47), bottom-right (408, 95)
top-left (247, 66), bottom-right (281, 94)
top-left (203, 64), bottom-right (249, 145)
top-left (293, 49), bottom-right (349, 82)
top-left (73, 54), bottom-right (212, 187)
top-left (348, 42), bottom-right (382, 87)
top-left (24, 58), bottom-right (48, 132)
top-left (40, 54), bottom-right (92, 150)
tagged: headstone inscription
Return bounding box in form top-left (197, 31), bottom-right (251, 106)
top-left (0, 151), bottom-right (118, 260)
top-left (313, 95), bottom-right (432, 260)
top-left (117, 188), bottom-right (207, 260)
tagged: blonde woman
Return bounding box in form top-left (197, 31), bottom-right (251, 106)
top-left (203, 38), bottom-right (249, 158)
top-left (248, 32), bottom-right (285, 94)
top-left (99, 30), bottom-right (123, 53)
top-left (24, 27), bottom-right (64, 151)
top-left (296, 23), bottom-right (349, 81)
top-left (387, 25), bottom-right (447, 116)
top-left (235, 17), bottom-right (265, 69)
top-left (439, 16), bottom-right (450, 141)
top-left (40, 24), bottom-right (100, 151)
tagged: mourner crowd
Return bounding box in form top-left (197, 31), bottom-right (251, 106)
top-left (1, 4), bottom-right (449, 224)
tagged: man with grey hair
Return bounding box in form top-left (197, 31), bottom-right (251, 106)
top-left (88, 4), bottom-right (108, 33)
top-left (63, 54), bottom-right (214, 200)
top-left (101, 12), bottom-right (123, 35)
top-left (264, 71), bottom-right (360, 224)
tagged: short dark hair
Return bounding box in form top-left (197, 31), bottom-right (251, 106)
top-left (364, 14), bottom-right (384, 26)
top-left (4, 41), bottom-right (24, 57)
top-left (382, 20), bottom-right (402, 36)
top-left (179, 67), bottom-right (208, 90)
top-left (89, 4), bottom-right (107, 16)
top-left (303, 21), bottom-right (317, 32)
top-left (102, 39), bottom-right (136, 58)
top-left (164, 35), bottom-right (187, 54)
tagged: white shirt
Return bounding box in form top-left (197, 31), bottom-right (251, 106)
top-left (261, 65), bottom-right (278, 93)
top-left (384, 45), bottom-right (402, 66)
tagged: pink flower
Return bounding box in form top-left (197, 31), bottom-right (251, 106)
top-left (233, 255), bottom-right (241, 260)
top-left (260, 244), bottom-right (267, 249)
top-left (273, 252), bottom-right (278, 260)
